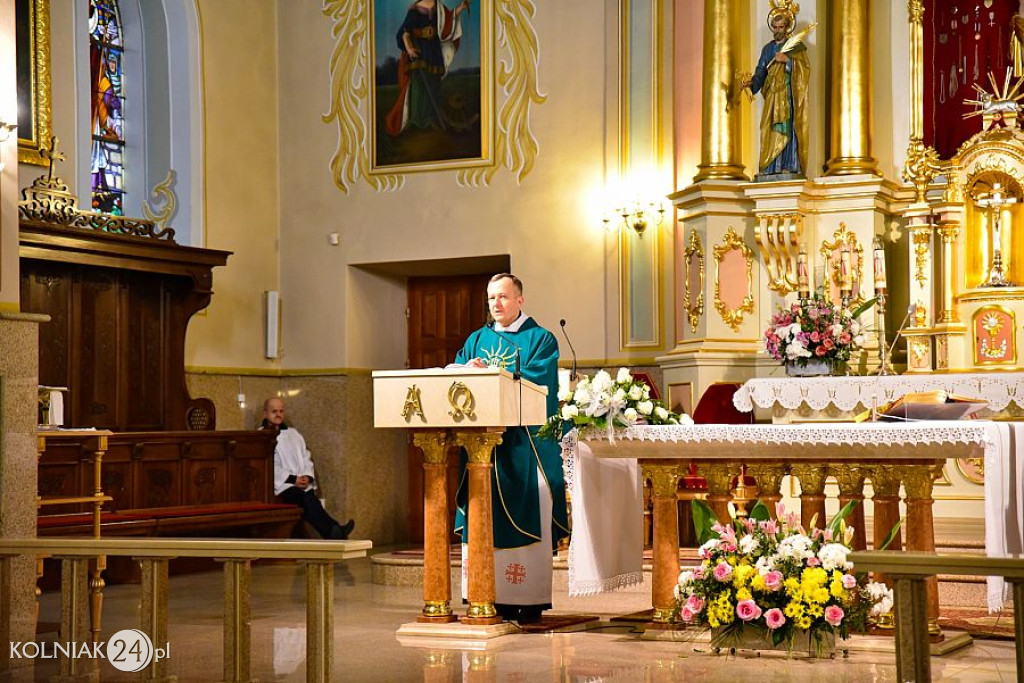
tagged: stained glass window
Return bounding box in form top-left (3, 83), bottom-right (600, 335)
top-left (89, 0), bottom-right (125, 215)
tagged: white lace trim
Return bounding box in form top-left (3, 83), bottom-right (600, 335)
top-left (731, 374), bottom-right (1024, 413)
top-left (590, 422), bottom-right (993, 448)
top-left (566, 566), bottom-right (645, 597)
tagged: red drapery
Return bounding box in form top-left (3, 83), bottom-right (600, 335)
top-left (923, 0), bottom-right (1018, 159)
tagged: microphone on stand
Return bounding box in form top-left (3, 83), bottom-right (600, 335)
top-left (559, 319), bottom-right (578, 382)
top-left (488, 322), bottom-right (522, 381)
top-left (884, 303), bottom-right (918, 364)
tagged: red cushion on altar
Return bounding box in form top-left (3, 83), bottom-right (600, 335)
top-left (692, 382), bottom-right (753, 425)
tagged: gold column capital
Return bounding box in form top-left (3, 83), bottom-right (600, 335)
top-left (868, 465), bottom-right (902, 496)
top-left (830, 464), bottom-right (867, 494)
top-left (642, 463), bottom-right (683, 497)
top-left (903, 140), bottom-right (942, 205)
top-left (697, 462), bottom-right (739, 495)
top-left (745, 464), bottom-right (786, 496)
top-left (898, 464), bottom-right (944, 500)
top-left (413, 431), bottom-right (451, 465)
top-left (908, 0), bottom-right (924, 24)
top-left (937, 223), bottom-right (961, 242)
top-left (791, 463), bottom-right (828, 494)
top-left (454, 431), bottom-right (503, 464)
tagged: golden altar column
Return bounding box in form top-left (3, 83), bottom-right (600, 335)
top-left (457, 431), bottom-right (504, 626)
top-left (412, 431), bottom-right (458, 623)
top-left (693, 0), bottom-right (746, 181)
top-left (824, 0), bottom-right (879, 176)
top-left (642, 462), bottom-right (684, 625)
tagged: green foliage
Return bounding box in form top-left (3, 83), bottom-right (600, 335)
top-left (691, 499), bottom-right (719, 546)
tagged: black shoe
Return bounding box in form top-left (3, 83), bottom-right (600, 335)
top-left (495, 604), bottom-right (520, 622)
top-left (329, 519), bottom-right (355, 540)
top-left (517, 607), bottom-right (543, 625)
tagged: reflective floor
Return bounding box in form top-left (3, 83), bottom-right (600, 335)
top-left (18, 553), bottom-right (1019, 682)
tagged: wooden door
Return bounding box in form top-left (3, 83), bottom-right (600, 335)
top-left (407, 274), bottom-right (490, 544)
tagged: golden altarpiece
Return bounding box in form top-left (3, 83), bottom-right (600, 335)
top-left (658, 0), bottom-right (1024, 533)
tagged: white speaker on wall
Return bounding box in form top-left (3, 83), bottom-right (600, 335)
top-left (264, 290), bottom-right (281, 359)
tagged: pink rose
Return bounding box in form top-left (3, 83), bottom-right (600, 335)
top-left (841, 574), bottom-right (858, 590)
top-left (713, 562), bottom-right (733, 582)
top-left (824, 605), bottom-right (845, 626)
top-left (736, 599), bottom-right (763, 622)
top-left (764, 608), bottom-right (786, 630)
top-left (764, 570), bottom-right (784, 591)
top-left (692, 566), bottom-right (706, 580)
top-left (680, 605), bottom-right (695, 623)
top-left (686, 595), bottom-right (705, 614)
top-left (807, 557), bottom-right (821, 567)
top-left (840, 332), bottom-right (852, 345)
top-left (815, 345), bottom-right (828, 357)
top-left (810, 331), bottom-right (820, 342)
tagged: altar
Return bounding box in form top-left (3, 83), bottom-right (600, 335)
top-left (571, 421), bottom-right (1022, 637)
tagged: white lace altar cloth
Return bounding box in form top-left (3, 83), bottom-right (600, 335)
top-left (732, 373), bottom-right (1024, 413)
top-left (985, 422), bottom-right (1024, 612)
top-left (562, 433), bottom-right (644, 596)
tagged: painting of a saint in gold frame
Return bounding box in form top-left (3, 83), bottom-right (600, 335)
top-left (16, 0), bottom-right (52, 166)
top-left (371, 0), bottom-right (492, 173)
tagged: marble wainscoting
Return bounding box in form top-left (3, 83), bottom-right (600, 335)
top-left (0, 313), bottom-right (46, 676)
top-left (186, 371), bottom-right (409, 545)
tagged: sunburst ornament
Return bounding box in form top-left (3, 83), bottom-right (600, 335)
top-left (481, 344), bottom-right (518, 370)
top-left (963, 69), bottom-right (1024, 129)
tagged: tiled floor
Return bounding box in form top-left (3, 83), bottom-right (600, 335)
top-left (16, 552), bottom-right (1018, 682)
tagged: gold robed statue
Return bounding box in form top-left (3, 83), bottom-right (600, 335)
top-left (741, 0), bottom-right (812, 180)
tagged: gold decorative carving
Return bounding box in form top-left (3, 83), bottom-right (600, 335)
top-left (142, 170), bottom-right (178, 232)
top-left (17, 0), bottom-right (53, 166)
top-left (683, 230), bottom-right (705, 333)
top-left (819, 222), bottom-right (864, 305)
top-left (903, 140), bottom-right (941, 204)
top-left (713, 227), bottom-right (755, 332)
top-left (830, 465), bottom-right (867, 495)
top-left (867, 466), bottom-right (901, 496)
top-left (790, 464), bottom-right (827, 494)
top-left (910, 226), bottom-right (932, 289)
top-left (447, 381), bottom-right (477, 421)
top-left (412, 431), bottom-right (449, 465)
top-left (402, 385), bottom-right (425, 421)
top-left (909, 338), bottom-right (930, 366)
top-left (459, 0), bottom-right (545, 187)
top-left (454, 431), bottom-right (503, 464)
top-left (955, 457), bottom-right (986, 485)
top-left (698, 463), bottom-right (738, 496)
top-left (643, 464), bottom-right (682, 497)
top-left (907, 0), bottom-right (924, 24)
top-left (755, 212), bottom-right (803, 295)
top-left (898, 464), bottom-right (944, 500)
top-left (322, 0), bottom-right (543, 192)
top-left (746, 464), bottom-right (786, 496)
top-left (18, 138), bottom-right (176, 241)
top-left (422, 600), bottom-right (454, 618)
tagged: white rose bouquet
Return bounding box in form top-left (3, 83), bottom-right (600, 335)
top-left (538, 367), bottom-right (692, 441)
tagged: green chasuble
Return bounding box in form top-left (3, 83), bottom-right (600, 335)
top-left (453, 317), bottom-right (570, 550)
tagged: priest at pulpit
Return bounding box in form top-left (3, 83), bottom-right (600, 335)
top-left (451, 273), bottom-right (569, 624)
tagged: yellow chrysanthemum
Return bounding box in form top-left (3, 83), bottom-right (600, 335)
top-left (751, 574), bottom-right (767, 592)
top-left (736, 587), bottom-right (752, 602)
top-left (784, 577), bottom-right (800, 595)
top-left (798, 616), bottom-right (813, 629)
top-left (802, 567), bottom-right (828, 587)
top-left (829, 580), bottom-right (846, 600)
top-left (784, 601), bottom-right (804, 618)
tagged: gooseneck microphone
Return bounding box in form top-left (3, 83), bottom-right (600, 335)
top-left (488, 322), bottom-right (522, 381)
top-left (559, 319), bottom-right (578, 382)
top-left (885, 303), bottom-right (918, 363)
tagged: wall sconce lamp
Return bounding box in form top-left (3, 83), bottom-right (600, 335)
top-left (603, 199), bottom-right (666, 239)
top-left (0, 120), bottom-right (17, 143)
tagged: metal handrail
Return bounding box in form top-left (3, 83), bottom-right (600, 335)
top-left (0, 538), bottom-right (372, 683)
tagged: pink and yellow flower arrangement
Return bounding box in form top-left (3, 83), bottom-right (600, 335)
top-left (674, 502), bottom-right (892, 654)
top-left (764, 294), bottom-right (870, 367)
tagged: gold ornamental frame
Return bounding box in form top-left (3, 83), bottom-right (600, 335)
top-left (818, 222), bottom-right (864, 307)
top-left (713, 227), bottom-right (755, 332)
top-left (972, 304), bottom-right (1018, 366)
top-left (16, 0), bottom-right (52, 166)
top-left (323, 0), bottom-right (544, 192)
top-left (683, 229), bottom-right (704, 333)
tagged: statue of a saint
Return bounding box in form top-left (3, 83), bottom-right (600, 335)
top-left (741, 4), bottom-right (811, 180)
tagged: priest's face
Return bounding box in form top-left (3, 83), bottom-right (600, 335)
top-left (487, 277), bottom-right (523, 327)
top-left (264, 398), bottom-right (285, 426)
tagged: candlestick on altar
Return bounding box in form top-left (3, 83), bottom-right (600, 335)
top-left (796, 244), bottom-right (810, 300)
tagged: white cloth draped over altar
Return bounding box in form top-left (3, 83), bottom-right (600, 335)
top-left (731, 373), bottom-right (1024, 414)
top-left (566, 422), bottom-right (1023, 613)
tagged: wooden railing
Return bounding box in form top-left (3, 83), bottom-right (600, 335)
top-left (0, 538), bottom-right (371, 683)
top-left (850, 551), bottom-right (1024, 683)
